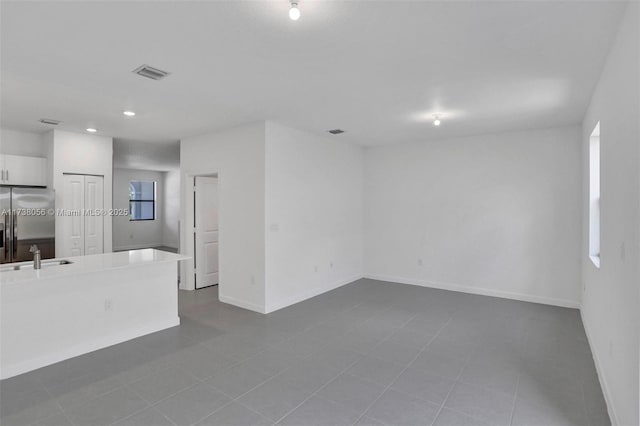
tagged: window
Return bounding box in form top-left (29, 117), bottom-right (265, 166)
top-left (129, 181), bottom-right (156, 221)
top-left (589, 122), bottom-right (600, 268)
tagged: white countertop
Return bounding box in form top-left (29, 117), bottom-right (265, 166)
top-left (0, 249), bottom-right (189, 284)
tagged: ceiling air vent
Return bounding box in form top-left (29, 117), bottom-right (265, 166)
top-left (39, 118), bottom-right (61, 125)
top-left (132, 64), bottom-right (171, 80)
top-left (327, 129), bottom-right (345, 135)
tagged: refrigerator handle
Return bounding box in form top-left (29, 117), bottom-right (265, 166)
top-left (12, 211), bottom-right (17, 259)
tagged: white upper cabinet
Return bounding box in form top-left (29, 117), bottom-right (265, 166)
top-left (0, 154), bottom-right (47, 186)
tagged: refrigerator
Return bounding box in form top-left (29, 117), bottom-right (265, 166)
top-left (0, 187), bottom-right (55, 264)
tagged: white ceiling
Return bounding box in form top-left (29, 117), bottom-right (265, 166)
top-left (0, 1), bottom-right (627, 146)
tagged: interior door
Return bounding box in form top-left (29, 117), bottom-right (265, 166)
top-left (84, 175), bottom-right (104, 255)
top-left (194, 176), bottom-right (218, 288)
top-left (63, 174), bottom-right (85, 257)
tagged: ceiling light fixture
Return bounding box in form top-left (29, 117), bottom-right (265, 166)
top-left (86, 128), bottom-right (97, 133)
top-left (433, 115), bottom-right (441, 126)
top-left (289, 1), bottom-right (301, 20)
top-left (123, 111), bottom-right (136, 116)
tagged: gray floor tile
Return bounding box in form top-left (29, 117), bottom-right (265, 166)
top-left (304, 345), bottom-right (363, 371)
top-left (444, 382), bottom-right (514, 426)
top-left (171, 344), bottom-right (239, 380)
top-left (154, 383), bottom-right (232, 425)
top-left (114, 408), bottom-right (175, 426)
top-left (196, 402), bottom-right (272, 426)
top-left (32, 412), bottom-right (75, 426)
top-left (241, 348), bottom-right (306, 376)
top-left (511, 397), bottom-right (588, 426)
top-left (365, 389), bottom-right (440, 426)
top-left (205, 363), bottom-right (274, 399)
top-left (0, 389), bottom-right (62, 425)
top-left (458, 359), bottom-right (519, 396)
top-left (410, 350), bottom-right (467, 379)
top-left (277, 395), bottom-right (361, 426)
top-left (354, 417), bottom-right (385, 426)
top-left (317, 373), bottom-right (385, 414)
top-left (346, 356), bottom-right (405, 386)
top-left (367, 340), bottom-right (423, 365)
top-left (66, 387), bottom-right (149, 426)
top-left (390, 368), bottom-right (456, 405)
top-left (433, 408), bottom-right (490, 426)
top-left (277, 359), bottom-right (342, 393)
top-left (128, 366), bottom-right (199, 404)
top-left (238, 377), bottom-right (313, 421)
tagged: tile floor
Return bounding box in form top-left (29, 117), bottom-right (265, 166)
top-left (0, 279), bottom-right (609, 426)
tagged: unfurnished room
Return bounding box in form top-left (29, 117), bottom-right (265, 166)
top-left (0, 1), bottom-right (638, 426)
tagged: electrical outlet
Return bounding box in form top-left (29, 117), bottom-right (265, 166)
top-left (104, 299), bottom-right (113, 312)
top-left (250, 275), bottom-right (255, 286)
top-left (129, 233), bottom-right (134, 239)
top-left (270, 223), bottom-right (279, 232)
top-left (330, 261), bottom-right (333, 269)
top-left (314, 265), bottom-right (318, 273)
top-left (418, 258), bottom-right (423, 266)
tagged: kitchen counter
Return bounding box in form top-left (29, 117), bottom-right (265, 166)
top-left (1, 249), bottom-right (189, 379)
top-left (0, 249), bottom-right (189, 284)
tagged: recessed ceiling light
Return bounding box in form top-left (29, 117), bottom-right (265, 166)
top-left (289, 1), bottom-right (301, 20)
top-left (86, 128), bottom-right (97, 133)
top-left (123, 111), bottom-right (136, 116)
top-left (433, 115), bottom-right (441, 126)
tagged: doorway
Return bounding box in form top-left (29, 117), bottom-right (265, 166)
top-left (193, 175), bottom-right (219, 289)
top-left (62, 173), bottom-right (104, 257)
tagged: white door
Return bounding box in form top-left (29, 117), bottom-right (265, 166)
top-left (62, 174), bottom-right (104, 257)
top-left (194, 176), bottom-right (218, 289)
top-left (63, 174), bottom-right (85, 257)
top-left (84, 175), bottom-right (104, 255)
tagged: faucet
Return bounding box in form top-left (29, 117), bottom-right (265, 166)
top-left (29, 245), bottom-right (41, 270)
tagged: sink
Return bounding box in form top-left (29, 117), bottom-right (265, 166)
top-left (11, 260), bottom-right (73, 271)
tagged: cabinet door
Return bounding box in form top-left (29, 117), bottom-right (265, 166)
top-left (4, 155), bottom-right (46, 186)
top-left (62, 174), bottom-right (85, 257)
top-left (0, 155), bottom-right (6, 183)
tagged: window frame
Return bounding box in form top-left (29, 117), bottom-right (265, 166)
top-left (129, 181), bottom-right (156, 221)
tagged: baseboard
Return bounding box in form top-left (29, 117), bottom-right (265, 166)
top-left (265, 273), bottom-right (364, 314)
top-left (580, 309), bottom-right (619, 426)
top-left (363, 273), bottom-right (581, 309)
top-left (1, 317), bottom-right (180, 380)
top-left (219, 295), bottom-right (266, 314)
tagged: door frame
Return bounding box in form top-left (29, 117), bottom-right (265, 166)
top-left (182, 172), bottom-right (219, 291)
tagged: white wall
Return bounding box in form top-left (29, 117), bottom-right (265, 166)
top-left (580, 3), bottom-right (639, 425)
top-left (264, 122), bottom-right (364, 313)
top-left (180, 122), bottom-right (266, 312)
top-left (364, 126), bottom-right (582, 307)
top-left (0, 128), bottom-right (46, 157)
top-left (50, 130), bottom-right (113, 255)
top-left (162, 169), bottom-right (180, 249)
top-left (112, 168), bottom-right (164, 251)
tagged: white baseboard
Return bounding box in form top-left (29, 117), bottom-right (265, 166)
top-left (363, 273), bottom-right (581, 309)
top-left (580, 310), bottom-right (619, 426)
top-left (1, 317), bottom-right (180, 380)
top-left (219, 295), bottom-right (266, 314)
top-left (265, 273), bottom-right (364, 314)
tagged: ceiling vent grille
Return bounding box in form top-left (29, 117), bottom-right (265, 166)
top-left (132, 64), bottom-right (171, 80)
top-left (327, 129), bottom-right (345, 135)
top-left (39, 118), bottom-right (61, 125)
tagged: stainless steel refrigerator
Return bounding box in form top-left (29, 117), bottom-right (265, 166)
top-left (0, 187), bottom-right (55, 264)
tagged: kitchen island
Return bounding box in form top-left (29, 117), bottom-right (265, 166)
top-left (0, 249), bottom-right (188, 379)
